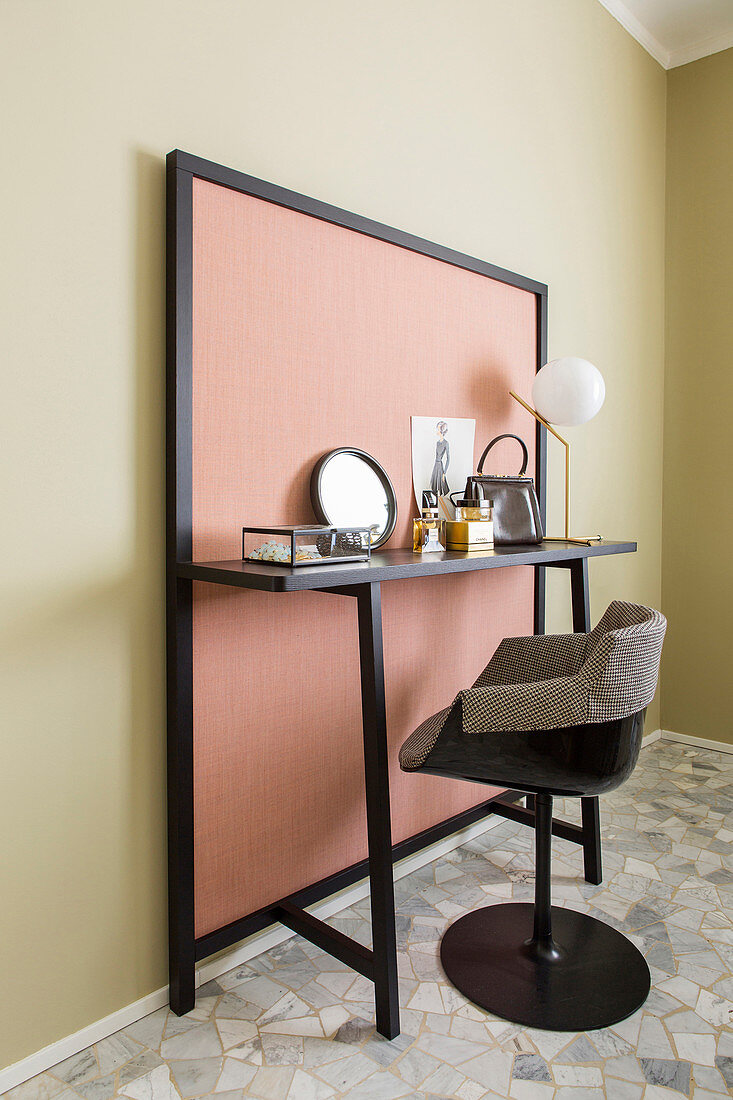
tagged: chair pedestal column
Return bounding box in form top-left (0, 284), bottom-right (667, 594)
top-left (439, 791), bottom-right (651, 1031)
top-left (524, 793), bottom-right (563, 963)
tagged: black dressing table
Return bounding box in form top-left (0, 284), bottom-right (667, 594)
top-left (172, 539), bottom-right (636, 1038)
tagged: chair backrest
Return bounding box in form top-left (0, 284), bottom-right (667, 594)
top-left (581, 601), bottom-right (666, 722)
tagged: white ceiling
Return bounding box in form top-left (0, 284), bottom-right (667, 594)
top-left (597, 0), bottom-right (733, 68)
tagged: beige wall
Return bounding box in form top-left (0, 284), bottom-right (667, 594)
top-left (662, 48), bottom-right (733, 745)
top-left (0, 0), bottom-right (666, 1070)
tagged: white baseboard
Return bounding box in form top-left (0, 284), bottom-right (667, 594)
top-left (0, 812), bottom-right (506, 1093)
top-left (0, 985), bottom-right (172, 1095)
top-left (660, 729), bottom-right (733, 756)
top-left (642, 728), bottom-right (661, 748)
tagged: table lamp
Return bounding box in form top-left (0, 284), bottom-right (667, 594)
top-left (510, 356), bottom-right (605, 545)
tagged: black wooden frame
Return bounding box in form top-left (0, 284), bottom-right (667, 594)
top-left (166, 149), bottom-right (614, 1038)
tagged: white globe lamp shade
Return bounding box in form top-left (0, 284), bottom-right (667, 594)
top-left (531, 357), bottom-right (605, 427)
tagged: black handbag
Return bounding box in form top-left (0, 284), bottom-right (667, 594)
top-left (468, 434), bottom-right (544, 545)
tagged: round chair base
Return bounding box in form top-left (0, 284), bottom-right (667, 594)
top-left (440, 903), bottom-right (650, 1031)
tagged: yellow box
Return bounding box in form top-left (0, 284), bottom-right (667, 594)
top-left (444, 519), bottom-right (494, 551)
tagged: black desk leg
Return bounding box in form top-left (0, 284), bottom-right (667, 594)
top-left (356, 582), bottom-right (400, 1039)
top-left (570, 558), bottom-right (591, 634)
top-left (569, 559), bottom-right (603, 885)
top-left (168, 575), bottom-right (196, 1014)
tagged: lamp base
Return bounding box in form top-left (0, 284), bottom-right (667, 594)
top-left (543, 535), bottom-right (603, 546)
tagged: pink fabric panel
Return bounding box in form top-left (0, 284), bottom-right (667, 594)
top-left (192, 178), bottom-right (537, 937)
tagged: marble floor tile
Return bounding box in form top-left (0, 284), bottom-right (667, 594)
top-left (460, 1049), bottom-right (513, 1092)
top-left (11, 740), bottom-right (733, 1100)
top-left (418, 1060), bottom-right (467, 1094)
top-left (310, 1050), bottom-right (378, 1091)
top-left (122, 1011), bottom-right (168, 1053)
top-left (671, 1032), bottom-right (717, 1066)
top-left (343, 1069), bottom-right (412, 1098)
top-left (74, 1071), bottom-right (118, 1100)
top-left (640, 1057), bottom-right (691, 1095)
top-left (167, 1057), bottom-right (222, 1099)
top-left (284, 1068), bottom-right (334, 1099)
top-left (512, 1052), bottom-right (551, 1082)
top-left (258, 1035), bottom-right (302, 1067)
top-left (4, 1076), bottom-right (68, 1100)
top-left (246, 1065), bottom-right (294, 1099)
top-left (119, 1065), bottom-right (178, 1100)
top-left (115, 1054), bottom-right (164, 1093)
top-left (48, 1048), bottom-right (99, 1087)
top-left (159, 1024), bottom-right (222, 1063)
top-left (213, 1058), bottom-right (257, 1092)
top-left (257, 1017), bottom-right (324, 1038)
top-left (392, 1045), bottom-right (441, 1087)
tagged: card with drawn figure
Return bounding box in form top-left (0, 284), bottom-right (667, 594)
top-left (411, 416), bottom-right (476, 518)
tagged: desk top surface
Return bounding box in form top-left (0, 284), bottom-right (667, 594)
top-left (176, 540), bottom-right (637, 592)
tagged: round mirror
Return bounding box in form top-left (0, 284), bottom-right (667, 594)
top-left (311, 448), bottom-right (397, 548)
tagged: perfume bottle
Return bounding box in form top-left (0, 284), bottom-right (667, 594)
top-left (453, 479), bottom-right (493, 522)
top-left (413, 490), bottom-right (443, 553)
top-left (445, 483), bottom-right (494, 551)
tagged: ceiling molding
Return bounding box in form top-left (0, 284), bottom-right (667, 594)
top-left (597, 0), bottom-right (733, 70)
top-left (667, 26), bottom-right (733, 68)
top-left (596, 0), bottom-right (670, 68)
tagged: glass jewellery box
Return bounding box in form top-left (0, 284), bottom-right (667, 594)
top-left (242, 524), bottom-right (372, 566)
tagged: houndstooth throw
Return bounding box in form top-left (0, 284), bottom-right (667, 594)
top-left (399, 601), bottom-right (666, 770)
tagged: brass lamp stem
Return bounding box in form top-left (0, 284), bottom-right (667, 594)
top-left (509, 390), bottom-right (601, 545)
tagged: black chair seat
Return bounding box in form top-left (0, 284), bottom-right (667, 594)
top-left (418, 705), bottom-right (646, 798)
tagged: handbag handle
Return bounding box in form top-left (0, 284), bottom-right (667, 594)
top-left (477, 433), bottom-right (529, 477)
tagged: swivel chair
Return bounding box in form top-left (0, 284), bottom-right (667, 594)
top-left (399, 601), bottom-right (666, 1031)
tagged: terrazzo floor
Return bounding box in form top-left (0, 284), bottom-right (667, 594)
top-left (6, 740), bottom-right (733, 1100)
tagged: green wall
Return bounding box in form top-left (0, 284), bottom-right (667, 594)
top-left (662, 48), bottom-right (733, 744)
top-left (0, 0), bottom-right (667, 1071)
